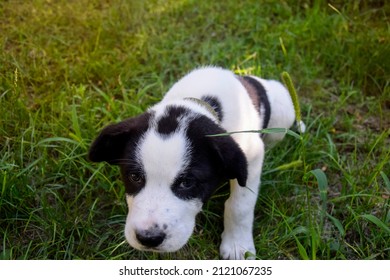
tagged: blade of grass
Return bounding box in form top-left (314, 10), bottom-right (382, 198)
top-left (326, 213), bottom-right (346, 237)
top-left (281, 71), bottom-right (303, 132)
top-left (380, 171), bottom-right (390, 192)
top-left (207, 128), bottom-right (301, 140)
top-left (70, 100), bottom-right (84, 146)
top-left (262, 159), bottom-right (303, 175)
top-left (360, 214), bottom-right (390, 235)
top-left (296, 239), bottom-right (309, 260)
top-left (309, 169), bottom-right (328, 204)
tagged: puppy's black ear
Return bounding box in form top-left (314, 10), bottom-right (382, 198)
top-left (88, 113), bottom-right (151, 164)
top-left (208, 132), bottom-right (248, 187)
top-left (187, 116), bottom-right (248, 187)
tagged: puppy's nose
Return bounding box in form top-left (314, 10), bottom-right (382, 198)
top-left (135, 229), bottom-right (166, 248)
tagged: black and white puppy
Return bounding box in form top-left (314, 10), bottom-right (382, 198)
top-left (89, 66), bottom-right (303, 259)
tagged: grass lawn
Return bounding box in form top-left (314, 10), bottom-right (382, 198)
top-left (0, 0), bottom-right (389, 260)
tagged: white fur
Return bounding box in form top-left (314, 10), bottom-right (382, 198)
top-left (123, 67), bottom-right (299, 259)
top-left (125, 127), bottom-right (203, 252)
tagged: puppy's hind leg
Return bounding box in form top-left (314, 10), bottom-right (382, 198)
top-left (220, 140), bottom-right (264, 260)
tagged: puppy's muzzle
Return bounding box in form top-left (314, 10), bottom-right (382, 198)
top-left (135, 228), bottom-right (166, 248)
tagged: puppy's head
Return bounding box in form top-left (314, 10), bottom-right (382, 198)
top-left (89, 105), bottom-right (247, 252)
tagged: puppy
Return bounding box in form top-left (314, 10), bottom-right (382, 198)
top-left (89, 66), bottom-right (302, 259)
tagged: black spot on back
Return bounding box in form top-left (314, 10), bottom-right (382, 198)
top-left (241, 76), bottom-right (271, 129)
top-left (157, 106), bottom-right (189, 136)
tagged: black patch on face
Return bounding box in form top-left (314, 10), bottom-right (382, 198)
top-left (171, 156), bottom-right (223, 202)
top-left (121, 163), bottom-right (147, 195)
top-left (201, 95), bottom-right (224, 122)
top-left (171, 115), bottom-right (248, 202)
top-left (241, 76), bottom-right (271, 129)
top-left (157, 106), bottom-right (189, 136)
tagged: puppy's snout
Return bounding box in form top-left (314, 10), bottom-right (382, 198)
top-left (135, 228), bottom-right (166, 248)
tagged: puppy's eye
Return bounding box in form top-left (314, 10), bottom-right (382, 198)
top-left (129, 173), bottom-right (144, 184)
top-left (177, 177), bottom-right (196, 190)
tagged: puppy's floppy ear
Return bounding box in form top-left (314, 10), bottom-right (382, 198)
top-left (187, 116), bottom-right (248, 187)
top-left (88, 113), bottom-right (151, 164)
top-left (208, 132), bottom-right (248, 187)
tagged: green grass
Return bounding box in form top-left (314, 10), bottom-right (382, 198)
top-left (0, 0), bottom-right (389, 260)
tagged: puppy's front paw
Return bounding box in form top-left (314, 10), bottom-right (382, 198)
top-left (220, 233), bottom-right (256, 260)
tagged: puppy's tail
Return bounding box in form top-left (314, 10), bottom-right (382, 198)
top-left (294, 120), bottom-right (306, 134)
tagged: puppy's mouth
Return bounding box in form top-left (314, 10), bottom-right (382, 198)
top-left (138, 245), bottom-right (164, 252)
top-left (135, 240), bottom-right (181, 253)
